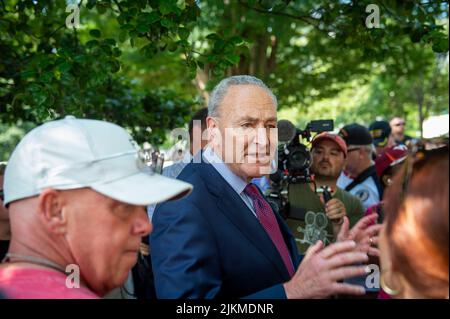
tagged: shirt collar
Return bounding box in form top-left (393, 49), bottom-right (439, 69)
top-left (203, 147), bottom-right (248, 195)
top-left (182, 151), bottom-right (192, 163)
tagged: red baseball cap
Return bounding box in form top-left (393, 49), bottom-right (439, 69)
top-left (375, 144), bottom-right (409, 177)
top-left (311, 132), bottom-right (348, 157)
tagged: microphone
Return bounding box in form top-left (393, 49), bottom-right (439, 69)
top-left (277, 119), bottom-right (297, 143)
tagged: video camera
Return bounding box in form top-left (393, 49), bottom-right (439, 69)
top-left (266, 119), bottom-right (333, 217)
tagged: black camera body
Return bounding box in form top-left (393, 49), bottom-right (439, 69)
top-left (267, 119), bottom-right (333, 218)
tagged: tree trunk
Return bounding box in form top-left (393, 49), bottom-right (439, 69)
top-left (194, 68), bottom-right (209, 104)
top-left (265, 35), bottom-right (278, 78)
top-left (415, 82), bottom-right (424, 138)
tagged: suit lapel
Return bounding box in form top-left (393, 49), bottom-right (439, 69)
top-left (195, 162), bottom-right (291, 280)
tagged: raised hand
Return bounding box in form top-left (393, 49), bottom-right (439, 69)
top-left (337, 214), bottom-right (382, 257)
top-left (283, 240), bottom-right (369, 299)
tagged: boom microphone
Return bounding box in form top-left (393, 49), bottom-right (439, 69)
top-left (277, 119), bottom-right (297, 143)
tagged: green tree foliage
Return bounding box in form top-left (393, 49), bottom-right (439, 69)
top-left (0, 0), bottom-right (202, 146)
top-left (0, 0), bottom-right (448, 159)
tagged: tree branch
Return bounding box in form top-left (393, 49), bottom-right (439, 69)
top-left (237, 0), bottom-right (326, 31)
top-left (1, 0), bottom-right (8, 13)
top-left (45, 23), bottom-right (66, 39)
top-left (113, 0), bottom-right (123, 13)
top-left (191, 50), bottom-right (208, 57)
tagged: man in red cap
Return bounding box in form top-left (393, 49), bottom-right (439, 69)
top-left (287, 132), bottom-right (364, 254)
top-left (366, 144), bottom-right (409, 223)
top-left (375, 144), bottom-right (408, 183)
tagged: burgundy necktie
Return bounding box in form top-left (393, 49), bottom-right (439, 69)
top-left (244, 183), bottom-right (295, 277)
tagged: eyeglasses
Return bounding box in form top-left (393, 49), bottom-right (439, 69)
top-left (393, 122), bottom-right (405, 127)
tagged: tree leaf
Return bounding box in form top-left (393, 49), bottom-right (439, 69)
top-left (159, 1), bottom-right (178, 15)
top-left (206, 33), bottom-right (220, 41)
top-left (74, 55), bottom-right (88, 63)
top-left (136, 23), bottom-right (149, 33)
top-left (225, 53), bottom-right (240, 64)
top-left (432, 37), bottom-right (449, 53)
top-left (86, 39), bottom-right (99, 47)
top-left (96, 2), bottom-right (109, 15)
top-left (20, 70), bottom-right (36, 79)
top-left (104, 38), bottom-right (117, 46)
top-left (178, 27), bottom-right (190, 40)
top-left (161, 18), bottom-right (175, 29)
top-left (229, 36), bottom-right (244, 46)
top-left (118, 30), bottom-right (128, 43)
top-left (58, 62), bottom-right (72, 73)
top-left (86, 0), bottom-right (97, 10)
top-left (167, 41), bottom-right (178, 52)
top-left (89, 29), bottom-right (102, 38)
top-left (112, 47), bottom-right (122, 57)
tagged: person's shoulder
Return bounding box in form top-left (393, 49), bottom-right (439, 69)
top-left (0, 267), bottom-right (99, 299)
top-left (365, 175), bottom-right (381, 195)
top-left (336, 187), bottom-right (365, 213)
top-left (336, 187), bottom-right (361, 204)
top-left (162, 161), bottom-right (188, 178)
top-left (155, 164), bottom-right (213, 216)
top-left (336, 172), bottom-right (352, 188)
top-left (177, 161), bottom-right (205, 182)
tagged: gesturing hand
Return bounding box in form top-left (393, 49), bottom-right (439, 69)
top-left (283, 240), bottom-right (369, 299)
top-left (337, 214), bottom-right (382, 257)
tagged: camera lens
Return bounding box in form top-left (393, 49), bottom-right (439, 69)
top-left (288, 146), bottom-right (311, 171)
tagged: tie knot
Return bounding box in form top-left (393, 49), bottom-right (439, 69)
top-left (244, 183), bottom-right (261, 199)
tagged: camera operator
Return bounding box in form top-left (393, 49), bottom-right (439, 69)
top-left (287, 133), bottom-right (364, 254)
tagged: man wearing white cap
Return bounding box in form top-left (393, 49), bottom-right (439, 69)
top-left (0, 116), bottom-right (192, 299)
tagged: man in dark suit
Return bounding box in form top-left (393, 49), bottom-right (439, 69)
top-left (150, 75), bottom-right (378, 299)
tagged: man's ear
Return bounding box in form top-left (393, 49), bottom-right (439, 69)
top-left (38, 189), bottom-right (68, 235)
top-left (206, 116), bottom-right (221, 146)
top-left (206, 116), bottom-right (218, 130)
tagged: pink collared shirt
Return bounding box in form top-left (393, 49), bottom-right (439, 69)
top-left (0, 267), bottom-right (99, 299)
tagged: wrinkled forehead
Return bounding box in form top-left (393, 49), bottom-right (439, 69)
top-left (219, 85), bottom-right (277, 120)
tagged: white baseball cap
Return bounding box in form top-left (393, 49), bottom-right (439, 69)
top-left (3, 116), bottom-right (193, 206)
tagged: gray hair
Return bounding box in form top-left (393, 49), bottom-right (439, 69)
top-left (207, 75), bottom-right (278, 117)
top-left (348, 144), bottom-right (375, 161)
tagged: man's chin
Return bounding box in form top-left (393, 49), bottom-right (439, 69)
top-left (244, 155), bottom-right (272, 165)
top-left (244, 164), bottom-right (272, 177)
top-left (315, 172), bottom-right (339, 181)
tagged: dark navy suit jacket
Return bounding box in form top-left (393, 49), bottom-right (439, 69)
top-left (150, 160), bottom-right (302, 298)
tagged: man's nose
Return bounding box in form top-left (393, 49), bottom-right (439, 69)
top-left (133, 208), bottom-right (152, 237)
top-left (254, 127), bottom-right (270, 146)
